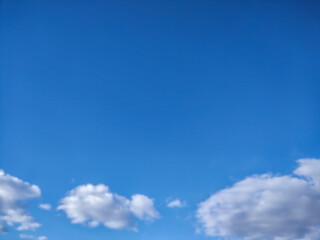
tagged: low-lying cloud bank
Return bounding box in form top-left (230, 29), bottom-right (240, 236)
top-left (196, 158), bottom-right (320, 240)
top-left (58, 184), bottom-right (159, 230)
top-left (0, 170), bottom-right (41, 231)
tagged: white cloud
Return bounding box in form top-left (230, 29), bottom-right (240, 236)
top-left (19, 234), bottom-right (47, 240)
top-left (38, 204), bottom-right (51, 211)
top-left (130, 194), bottom-right (160, 220)
top-left (20, 234), bottom-right (34, 239)
top-left (0, 170), bottom-right (41, 231)
top-left (0, 223), bottom-right (6, 233)
top-left (37, 236), bottom-right (47, 240)
top-left (196, 159), bottom-right (320, 240)
top-left (58, 184), bottom-right (160, 230)
top-left (167, 199), bottom-right (185, 208)
top-left (294, 159), bottom-right (320, 190)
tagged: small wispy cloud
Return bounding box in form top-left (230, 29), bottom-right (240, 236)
top-left (0, 223), bottom-right (6, 233)
top-left (19, 234), bottom-right (47, 240)
top-left (38, 236), bottom-right (47, 240)
top-left (39, 204), bottom-right (52, 211)
top-left (20, 234), bottom-right (34, 239)
top-left (167, 199), bottom-right (186, 208)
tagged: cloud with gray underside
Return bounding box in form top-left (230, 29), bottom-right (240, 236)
top-left (0, 170), bottom-right (41, 231)
top-left (196, 159), bottom-right (320, 240)
top-left (58, 184), bottom-right (160, 230)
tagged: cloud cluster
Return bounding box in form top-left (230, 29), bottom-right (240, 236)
top-left (58, 184), bottom-right (159, 230)
top-left (196, 159), bottom-right (320, 240)
top-left (0, 170), bottom-right (41, 231)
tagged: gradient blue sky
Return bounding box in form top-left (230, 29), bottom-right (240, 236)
top-left (1, 0), bottom-right (320, 240)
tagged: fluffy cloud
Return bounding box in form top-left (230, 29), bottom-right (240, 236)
top-left (167, 199), bottom-right (185, 208)
top-left (58, 184), bottom-right (160, 230)
top-left (196, 159), bottom-right (320, 240)
top-left (38, 204), bottom-right (51, 211)
top-left (0, 170), bottom-right (41, 231)
top-left (130, 194), bottom-right (159, 220)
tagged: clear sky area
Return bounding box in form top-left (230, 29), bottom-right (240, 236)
top-left (1, 1), bottom-right (320, 240)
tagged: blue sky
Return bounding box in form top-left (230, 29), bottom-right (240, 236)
top-left (1, 1), bottom-right (320, 240)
